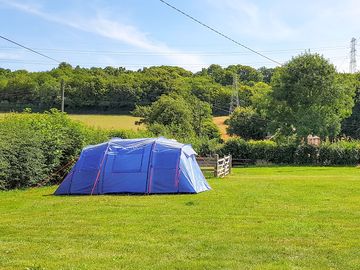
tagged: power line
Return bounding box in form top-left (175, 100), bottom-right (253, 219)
top-left (0, 45), bottom-right (348, 56)
top-left (159, 0), bottom-right (283, 66)
top-left (0, 58), bottom-right (281, 66)
top-left (0, 35), bottom-right (61, 64)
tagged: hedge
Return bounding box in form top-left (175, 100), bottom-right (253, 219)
top-left (0, 110), bottom-right (111, 190)
top-left (220, 138), bottom-right (360, 165)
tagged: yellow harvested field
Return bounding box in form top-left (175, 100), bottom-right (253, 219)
top-left (69, 114), bottom-right (143, 130)
top-left (213, 116), bottom-right (230, 139)
top-left (1, 113), bottom-right (230, 137)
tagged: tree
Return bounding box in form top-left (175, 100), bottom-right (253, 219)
top-left (258, 67), bottom-right (275, 84)
top-left (227, 107), bottom-right (268, 139)
top-left (268, 53), bottom-right (356, 138)
top-left (133, 93), bottom-right (220, 139)
top-left (133, 94), bottom-right (195, 138)
top-left (341, 73), bottom-right (360, 138)
top-left (226, 65), bottom-right (263, 84)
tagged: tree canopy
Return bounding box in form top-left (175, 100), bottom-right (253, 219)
top-left (268, 53), bottom-right (357, 138)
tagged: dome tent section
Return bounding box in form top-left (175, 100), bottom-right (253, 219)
top-left (54, 137), bottom-right (210, 195)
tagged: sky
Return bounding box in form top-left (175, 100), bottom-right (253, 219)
top-left (0, 0), bottom-right (359, 72)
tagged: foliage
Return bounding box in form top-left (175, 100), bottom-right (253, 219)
top-left (227, 107), bottom-right (268, 139)
top-left (133, 93), bottom-right (221, 140)
top-left (269, 53), bottom-right (357, 138)
top-left (258, 66), bottom-right (275, 84)
top-left (0, 110), bottom-right (108, 190)
top-left (341, 73), bottom-right (360, 138)
top-left (199, 64), bottom-right (263, 86)
top-left (219, 137), bottom-right (360, 165)
top-left (0, 64), bottom-right (265, 115)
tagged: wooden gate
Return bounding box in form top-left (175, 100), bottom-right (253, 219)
top-left (196, 154), bottom-right (232, 177)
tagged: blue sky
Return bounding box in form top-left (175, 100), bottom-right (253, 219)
top-left (0, 0), bottom-right (359, 72)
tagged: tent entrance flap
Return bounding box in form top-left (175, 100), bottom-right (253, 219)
top-left (149, 147), bottom-right (181, 193)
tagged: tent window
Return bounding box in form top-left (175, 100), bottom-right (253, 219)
top-left (80, 150), bottom-right (102, 171)
top-left (153, 150), bottom-right (179, 169)
top-left (112, 148), bottom-right (144, 173)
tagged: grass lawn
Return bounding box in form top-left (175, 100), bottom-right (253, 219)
top-left (0, 167), bottom-right (359, 270)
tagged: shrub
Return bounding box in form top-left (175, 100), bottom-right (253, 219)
top-left (218, 137), bottom-right (360, 165)
top-left (107, 128), bottom-right (153, 139)
top-left (318, 141), bottom-right (360, 165)
top-left (220, 138), bottom-right (252, 158)
top-left (0, 110), bottom-right (107, 190)
top-left (188, 137), bottom-right (222, 156)
top-left (227, 107), bottom-right (267, 140)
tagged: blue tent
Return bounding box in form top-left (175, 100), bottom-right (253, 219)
top-left (55, 137), bottom-right (211, 195)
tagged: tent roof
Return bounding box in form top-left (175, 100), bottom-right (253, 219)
top-left (84, 137), bottom-right (197, 156)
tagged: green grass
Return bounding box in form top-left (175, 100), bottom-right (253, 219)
top-left (0, 167), bottom-right (359, 270)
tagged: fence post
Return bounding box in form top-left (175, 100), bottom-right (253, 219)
top-left (229, 155), bottom-right (232, 174)
top-left (214, 154), bottom-right (219, 177)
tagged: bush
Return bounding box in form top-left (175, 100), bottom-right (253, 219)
top-left (227, 107), bottom-right (267, 139)
top-left (294, 144), bottom-right (318, 165)
top-left (318, 141), bottom-right (360, 165)
top-left (220, 138), bottom-right (252, 158)
top-left (0, 110), bottom-right (107, 190)
top-left (107, 128), bottom-right (153, 139)
top-left (219, 137), bottom-right (360, 165)
top-left (187, 137), bottom-right (222, 156)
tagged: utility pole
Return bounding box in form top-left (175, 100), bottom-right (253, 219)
top-left (229, 74), bottom-right (240, 115)
top-left (350, 37), bottom-right (357, 73)
top-left (61, 79), bottom-right (65, 112)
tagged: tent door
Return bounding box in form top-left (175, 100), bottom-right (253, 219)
top-left (149, 149), bottom-right (180, 193)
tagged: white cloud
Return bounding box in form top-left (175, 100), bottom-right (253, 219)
top-left (205, 0), bottom-right (296, 40)
top-left (0, 52), bottom-right (22, 59)
top-left (86, 17), bottom-right (204, 69)
top-left (0, 0), bottom-right (205, 71)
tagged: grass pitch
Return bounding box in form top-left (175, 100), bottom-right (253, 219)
top-left (0, 167), bottom-right (359, 269)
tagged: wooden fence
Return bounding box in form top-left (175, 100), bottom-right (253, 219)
top-left (196, 154), bottom-right (232, 177)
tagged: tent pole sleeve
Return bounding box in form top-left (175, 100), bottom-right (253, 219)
top-left (90, 143), bottom-right (110, 195)
top-left (175, 148), bottom-right (182, 192)
top-left (68, 157), bottom-right (80, 194)
top-left (146, 140), bottom-right (157, 194)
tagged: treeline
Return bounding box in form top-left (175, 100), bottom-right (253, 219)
top-left (0, 63), bottom-right (272, 114)
top-left (1, 52), bottom-right (360, 141)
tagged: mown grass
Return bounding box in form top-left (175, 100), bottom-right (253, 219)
top-left (0, 167), bottom-right (359, 269)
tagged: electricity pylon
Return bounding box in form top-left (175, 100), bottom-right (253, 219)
top-left (229, 74), bottom-right (240, 115)
top-left (350, 37), bottom-right (357, 73)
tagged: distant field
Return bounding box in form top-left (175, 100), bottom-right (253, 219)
top-left (213, 116), bottom-right (229, 139)
top-left (68, 114), bottom-right (143, 130)
top-left (0, 113), bottom-right (142, 130)
top-left (0, 167), bottom-right (359, 269)
top-left (1, 113), bottom-right (230, 137)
